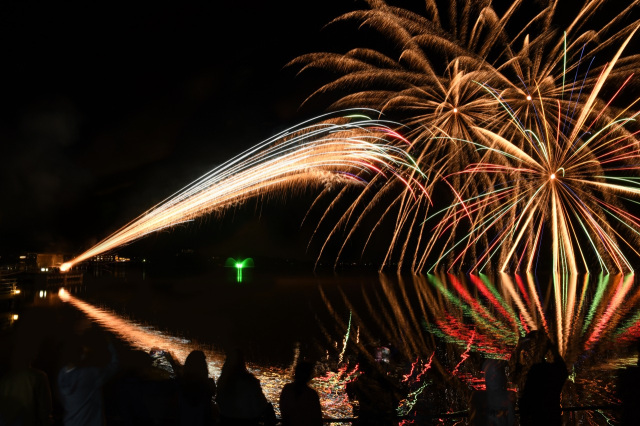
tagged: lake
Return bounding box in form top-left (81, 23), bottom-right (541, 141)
top-left (46, 264), bottom-right (640, 424)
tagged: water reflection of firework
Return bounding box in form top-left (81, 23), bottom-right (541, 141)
top-left (318, 273), bottom-right (640, 422)
top-left (422, 274), bottom-right (640, 361)
top-left (57, 288), bottom-right (360, 418)
top-left (314, 363), bottom-right (360, 418)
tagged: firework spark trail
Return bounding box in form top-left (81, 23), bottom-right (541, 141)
top-left (402, 357), bottom-right (419, 383)
top-left (315, 364), bottom-right (361, 393)
top-left (59, 1), bottom-right (640, 274)
top-left (57, 289), bottom-right (200, 367)
top-left (584, 274), bottom-right (635, 350)
top-left (396, 382), bottom-right (429, 417)
top-left (338, 311), bottom-right (352, 364)
top-left (452, 329), bottom-right (475, 376)
top-left (314, 363), bottom-right (360, 416)
top-left (428, 274), bottom-right (515, 345)
top-left (60, 111), bottom-right (426, 271)
top-left (318, 273), bottom-right (640, 421)
top-left (429, 57), bottom-right (640, 274)
top-left (396, 354), bottom-right (435, 418)
top-left (437, 274), bottom-right (640, 362)
top-left (582, 276), bottom-right (612, 336)
top-left (291, 0), bottom-right (640, 273)
top-left (56, 289), bottom-right (277, 411)
top-left (414, 352), bottom-right (434, 383)
top-left (505, 276), bottom-right (536, 333)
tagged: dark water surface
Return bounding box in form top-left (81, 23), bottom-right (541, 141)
top-left (44, 266), bottom-right (640, 423)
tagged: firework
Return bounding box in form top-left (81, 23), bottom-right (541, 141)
top-left (428, 26), bottom-right (640, 274)
top-left (59, 1), bottom-right (640, 274)
top-left (60, 111), bottom-right (426, 271)
top-left (292, 0), bottom-right (639, 143)
top-left (57, 288), bottom-right (361, 418)
top-left (292, 0), bottom-right (640, 273)
top-left (316, 272), bottom-right (640, 421)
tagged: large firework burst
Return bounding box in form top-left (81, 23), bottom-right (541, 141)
top-left (430, 69), bottom-right (640, 274)
top-left (292, 0), bottom-right (640, 273)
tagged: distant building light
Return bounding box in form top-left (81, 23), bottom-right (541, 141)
top-left (12, 314), bottom-right (18, 320)
top-left (19, 256), bottom-right (26, 259)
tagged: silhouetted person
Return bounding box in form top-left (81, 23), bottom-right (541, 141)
top-left (0, 341), bottom-right (53, 426)
top-left (518, 331), bottom-right (567, 426)
top-left (469, 359), bottom-right (515, 426)
top-left (216, 348), bottom-right (276, 426)
top-left (177, 350), bottom-right (217, 426)
top-left (346, 354), bottom-right (400, 426)
top-left (279, 360), bottom-right (323, 426)
top-left (616, 340), bottom-right (640, 425)
top-left (509, 331), bottom-right (539, 397)
top-left (57, 334), bottom-right (118, 426)
top-left (110, 349), bottom-right (179, 425)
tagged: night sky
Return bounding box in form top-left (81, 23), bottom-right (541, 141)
top-left (0, 1), bottom-right (369, 259)
top-left (1, 1), bottom-right (626, 265)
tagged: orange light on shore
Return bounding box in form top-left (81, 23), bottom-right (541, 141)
top-left (60, 263), bottom-right (72, 272)
top-left (58, 288), bottom-right (69, 301)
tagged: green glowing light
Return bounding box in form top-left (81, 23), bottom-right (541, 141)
top-left (225, 257), bottom-right (254, 283)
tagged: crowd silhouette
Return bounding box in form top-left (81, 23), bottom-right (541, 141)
top-left (468, 359), bottom-right (515, 426)
top-left (345, 353), bottom-right (400, 426)
top-left (216, 347), bottom-right (276, 425)
top-left (616, 339), bottom-right (640, 425)
top-left (0, 337), bottom-right (53, 425)
top-left (57, 331), bottom-right (118, 426)
top-left (279, 360), bottom-right (322, 426)
top-left (3, 310), bottom-right (639, 425)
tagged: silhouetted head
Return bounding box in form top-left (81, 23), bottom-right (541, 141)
top-left (517, 330), bottom-right (553, 365)
top-left (515, 333), bottom-right (536, 366)
top-left (293, 360), bottom-right (315, 384)
top-left (60, 338), bottom-right (85, 368)
top-left (184, 350), bottom-right (209, 381)
top-left (483, 359), bottom-right (507, 391)
top-left (532, 330), bottom-right (554, 363)
top-left (217, 347), bottom-right (249, 392)
top-left (129, 350), bottom-right (153, 368)
top-left (8, 335), bottom-right (40, 370)
top-left (222, 347), bottom-right (247, 375)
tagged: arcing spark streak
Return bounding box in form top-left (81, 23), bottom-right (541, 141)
top-left (61, 110), bottom-right (426, 271)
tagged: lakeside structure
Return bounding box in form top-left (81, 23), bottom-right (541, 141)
top-left (0, 252), bottom-right (86, 305)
